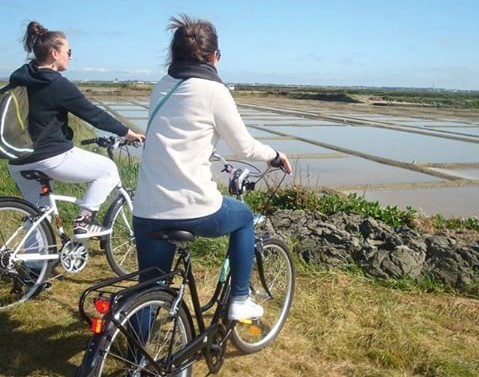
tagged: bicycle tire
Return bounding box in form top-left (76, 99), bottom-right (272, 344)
top-left (231, 237), bottom-right (295, 353)
top-left (0, 197), bottom-right (56, 310)
top-left (102, 194), bottom-right (138, 276)
top-left (76, 290), bottom-right (193, 377)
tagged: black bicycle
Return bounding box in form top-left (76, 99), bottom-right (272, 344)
top-left (75, 153), bottom-right (295, 376)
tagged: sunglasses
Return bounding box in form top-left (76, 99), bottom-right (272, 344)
top-left (68, 49), bottom-right (72, 58)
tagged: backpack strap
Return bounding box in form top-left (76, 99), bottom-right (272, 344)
top-left (0, 83), bottom-right (15, 95)
top-left (146, 79), bottom-right (185, 134)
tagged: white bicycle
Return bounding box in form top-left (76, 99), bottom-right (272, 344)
top-left (0, 136), bottom-right (139, 310)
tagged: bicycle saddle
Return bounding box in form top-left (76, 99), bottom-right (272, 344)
top-left (150, 229), bottom-right (195, 243)
top-left (20, 170), bottom-right (52, 182)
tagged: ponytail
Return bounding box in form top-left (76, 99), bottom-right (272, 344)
top-left (23, 21), bottom-right (66, 63)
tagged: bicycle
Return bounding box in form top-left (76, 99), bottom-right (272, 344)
top-left (0, 136), bottom-right (139, 310)
top-left (75, 152), bottom-right (295, 376)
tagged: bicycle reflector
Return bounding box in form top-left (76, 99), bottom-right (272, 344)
top-left (40, 185), bottom-right (50, 195)
top-left (94, 297), bottom-right (111, 314)
top-left (90, 296), bottom-right (111, 334)
top-left (238, 320), bottom-right (262, 337)
top-left (90, 318), bottom-right (104, 334)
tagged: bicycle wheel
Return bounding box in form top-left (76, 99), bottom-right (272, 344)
top-left (102, 194), bottom-right (138, 276)
top-left (231, 237), bottom-right (295, 353)
top-left (77, 290), bottom-right (193, 377)
top-left (0, 197), bottom-right (56, 310)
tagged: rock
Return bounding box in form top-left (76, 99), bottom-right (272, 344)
top-left (358, 245), bottom-right (426, 279)
top-left (268, 209), bottom-right (479, 290)
top-left (424, 235), bottom-right (479, 288)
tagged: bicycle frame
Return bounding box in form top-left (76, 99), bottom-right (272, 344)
top-left (11, 185), bottom-right (133, 265)
top-left (161, 248), bottom-right (234, 371)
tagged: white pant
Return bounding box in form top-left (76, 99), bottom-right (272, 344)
top-left (9, 147), bottom-right (121, 212)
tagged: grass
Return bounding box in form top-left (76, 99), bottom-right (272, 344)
top-left (1, 250), bottom-right (479, 376)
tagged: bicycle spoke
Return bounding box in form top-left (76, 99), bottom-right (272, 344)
top-left (231, 238), bottom-right (295, 353)
top-left (0, 199), bottom-right (55, 309)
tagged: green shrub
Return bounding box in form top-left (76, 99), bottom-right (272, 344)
top-left (247, 186), bottom-right (417, 228)
top-left (431, 214), bottom-right (479, 231)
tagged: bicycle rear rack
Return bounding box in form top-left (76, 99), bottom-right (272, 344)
top-left (77, 266), bottom-right (174, 326)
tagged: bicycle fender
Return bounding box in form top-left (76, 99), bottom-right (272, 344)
top-left (137, 287), bottom-right (196, 339)
top-left (99, 194), bottom-right (126, 250)
top-left (0, 196), bottom-right (42, 213)
top-left (74, 334), bottom-right (107, 377)
top-left (0, 196), bottom-right (56, 246)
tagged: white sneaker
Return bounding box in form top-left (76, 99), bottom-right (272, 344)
top-left (228, 298), bottom-right (264, 321)
top-left (73, 212), bottom-right (112, 239)
top-left (73, 224), bottom-right (112, 240)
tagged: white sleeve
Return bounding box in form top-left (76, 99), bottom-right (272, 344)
top-left (212, 85), bottom-right (276, 161)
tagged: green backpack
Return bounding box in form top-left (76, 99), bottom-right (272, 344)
top-left (0, 85), bottom-right (34, 160)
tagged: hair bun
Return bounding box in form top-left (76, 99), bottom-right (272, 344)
top-left (37, 27), bottom-right (49, 36)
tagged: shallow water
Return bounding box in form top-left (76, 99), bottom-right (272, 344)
top-left (265, 125), bottom-right (479, 164)
top-left (91, 97), bottom-right (479, 217)
top-left (355, 186), bottom-right (479, 218)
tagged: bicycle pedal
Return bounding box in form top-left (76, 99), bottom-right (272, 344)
top-left (238, 319), bottom-right (253, 324)
top-left (42, 281), bottom-right (53, 290)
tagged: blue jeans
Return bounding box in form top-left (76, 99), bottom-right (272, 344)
top-left (133, 196), bottom-right (255, 297)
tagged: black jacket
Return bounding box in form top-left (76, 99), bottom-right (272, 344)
top-left (7, 63), bottom-right (128, 165)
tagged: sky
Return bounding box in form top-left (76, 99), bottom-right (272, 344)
top-left (1, 0), bottom-right (478, 90)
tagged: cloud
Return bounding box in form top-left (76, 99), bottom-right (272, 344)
top-left (340, 57), bottom-right (354, 66)
top-left (125, 69), bottom-right (154, 75)
top-left (67, 66), bottom-right (158, 81)
top-left (72, 67), bottom-right (154, 75)
top-left (73, 67), bottom-right (109, 73)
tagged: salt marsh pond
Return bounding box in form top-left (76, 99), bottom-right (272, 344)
top-left (90, 94), bottom-right (479, 218)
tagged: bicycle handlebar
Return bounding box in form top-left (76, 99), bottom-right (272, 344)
top-left (211, 151), bottom-right (285, 196)
top-left (81, 136), bottom-right (139, 148)
top-left (81, 136), bottom-right (141, 160)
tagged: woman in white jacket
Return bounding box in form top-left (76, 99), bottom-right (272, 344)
top-left (133, 14), bottom-right (292, 320)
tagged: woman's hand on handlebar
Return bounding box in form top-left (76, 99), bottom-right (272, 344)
top-left (125, 129), bottom-right (145, 144)
top-left (269, 151), bottom-right (293, 175)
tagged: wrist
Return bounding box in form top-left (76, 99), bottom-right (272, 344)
top-left (270, 150), bottom-right (282, 167)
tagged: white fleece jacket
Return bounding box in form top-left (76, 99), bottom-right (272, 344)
top-left (133, 75), bottom-right (276, 219)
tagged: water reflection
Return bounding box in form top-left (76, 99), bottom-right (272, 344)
top-left (357, 186), bottom-right (479, 218)
top-left (89, 97), bottom-right (479, 217)
top-left (265, 125), bottom-right (479, 164)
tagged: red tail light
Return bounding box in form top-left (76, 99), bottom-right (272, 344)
top-left (94, 297), bottom-right (111, 314)
top-left (90, 297), bottom-right (110, 334)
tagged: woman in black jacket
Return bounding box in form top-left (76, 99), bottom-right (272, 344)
top-left (7, 21), bottom-right (144, 237)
